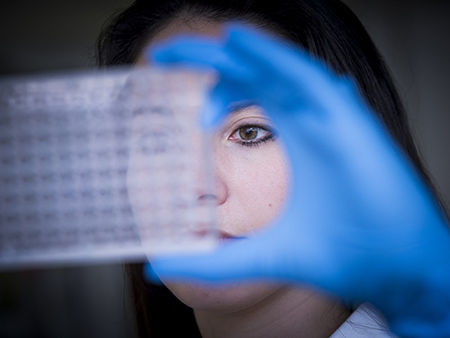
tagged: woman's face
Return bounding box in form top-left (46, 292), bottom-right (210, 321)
top-left (134, 18), bottom-right (291, 314)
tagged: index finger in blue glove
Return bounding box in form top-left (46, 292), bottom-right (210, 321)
top-left (150, 24), bottom-right (354, 120)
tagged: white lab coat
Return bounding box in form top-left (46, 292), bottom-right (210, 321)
top-left (331, 304), bottom-right (398, 338)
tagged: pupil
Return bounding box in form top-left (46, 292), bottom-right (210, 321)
top-left (239, 127), bottom-right (258, 140)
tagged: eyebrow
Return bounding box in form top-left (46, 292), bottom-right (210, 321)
top-left (227, 101), bottom-right (259, 115)
top-left (132, 101), bottom-right (259, 118)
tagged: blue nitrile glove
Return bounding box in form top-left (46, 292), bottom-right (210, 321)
top-left (145, 24), bottom-right (450, 337)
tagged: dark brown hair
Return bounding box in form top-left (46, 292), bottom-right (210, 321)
top-left (96, 1), bottom-right (446, 337)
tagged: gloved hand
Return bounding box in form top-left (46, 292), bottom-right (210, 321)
top-left (146, 24), bottom-right (450, 337)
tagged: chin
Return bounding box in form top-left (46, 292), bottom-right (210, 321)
top-left (163, 280), bottom-right (283, 314)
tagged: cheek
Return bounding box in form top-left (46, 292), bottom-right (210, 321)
top-left (236, 158), bottom-right (288, 209)
top-left (218, 143), bottom-right (291, 234)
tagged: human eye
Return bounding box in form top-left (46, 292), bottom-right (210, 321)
top-left (229, 123), bottom-right (276, 147)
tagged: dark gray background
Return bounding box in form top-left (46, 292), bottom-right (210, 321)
top-left (0, 1), bottom-right (449, 337)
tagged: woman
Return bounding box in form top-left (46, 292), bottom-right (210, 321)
top-left (97, 1), bottom-right (450, 337)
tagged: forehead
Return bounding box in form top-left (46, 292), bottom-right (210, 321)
top-left (136, 18), bottom-right (225, 66)
top-left (153, 18), bottom-right (225, 42)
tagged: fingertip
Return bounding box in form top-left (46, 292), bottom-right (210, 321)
top-left (145, 43), bottom-right (172, 65)
top-left (225, 21), bottom-right (261, 37)
top-left (144, 45), bottom-right (156, 64)
top-left (200, 99), bottom-right (225, 130)
top-left (143, 262), bottom-right (164, 285)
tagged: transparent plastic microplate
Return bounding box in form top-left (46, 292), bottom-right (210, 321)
top-left (0, 67), bottom-right (218, 270)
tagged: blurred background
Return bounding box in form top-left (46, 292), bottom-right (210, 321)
top-left (0, 0), bottom-right (449, 337)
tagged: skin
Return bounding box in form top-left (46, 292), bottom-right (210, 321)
top-left (133, 16), bottom-right (351, 338)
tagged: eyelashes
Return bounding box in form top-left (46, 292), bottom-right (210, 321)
top-left (229, 123), bottom-right (277, 147)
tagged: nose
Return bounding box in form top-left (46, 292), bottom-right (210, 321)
top-left (197, 138), bottom-right (228, 206)
top-left (198, 175), bottom-right (228, 206)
